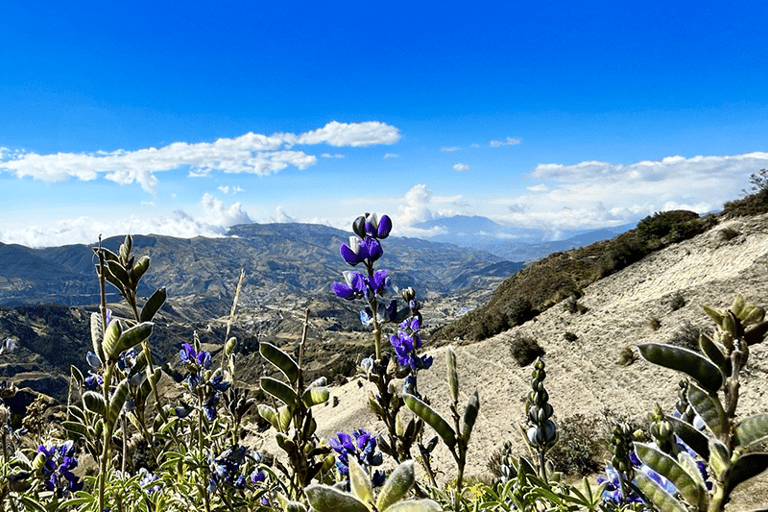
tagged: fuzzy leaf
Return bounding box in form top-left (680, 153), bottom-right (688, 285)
top-left (83, 391), bottom-right (107, 416)
top-left (447, 347), bottom-right (459, 403)
top-left (725, 453), bottom-right (768, 495)
top-left (278, 405), bottom-right (293, 432)
top-left (708, 438), bottom-right (730, 479)
top-left (461, 390), bottom-right (480, 442)
top-left (260, 376), bottom-right (298, 407)
top-left (90, 312), bottom-right (104, 360)
top-left (698, 333), bottom-right (728, 373)
top-left (688, 382), bottom-right (726, 437)
top-left (104, 321), bottom-right (153, 361)
top-left (634, 443), bottom-right (703, 506)
top-left (702, 305), bottom-right (724, 328)
top-left (745, 320), bottom-right (768, 346)
top-left (70, 365), bottom-right (84, 387)
top-left (731, 294), bottom-right (746, 317)
top-left (257, 404), bottom-right (280, 430)
top-left (404, 394), bottom-right (456, 449)
top-left (735, 414), bottom-right (768, 449)
top-left (129, 255), bottom-right (150, 285)
top-left (348, 459), bottom-right (373, 508)
top-left (677, 450), bottom-right (708, 509)
top-left (667, 415), bottom-right (710, 461)
top-left (305, 484), bottom-right (368, 512)
top-left (63, 421), bottom-right (90, 439)
top-left (140, 287), bottom-right (166, 322)
top-left (637, 343), bottom-right (723, 393)
top-left (108, 378), bottom-right (130, 427)
top-left (635, 472), bottom-right (687, 512)
top-left (260, 342), bottom-right (300, 384)
top-left (302, 386), bottom-right (329, 408)
top-left (276, 433), bottom-right (297, 456)
top-left (384, 500), bottom-right (443, 512)
top-left (377, 460), bottom-right (416, 512)
top-left (106, 259), bottom-right (131, 287)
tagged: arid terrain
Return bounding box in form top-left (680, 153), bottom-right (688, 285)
top-left (258, 213), bottom-right (768, 510)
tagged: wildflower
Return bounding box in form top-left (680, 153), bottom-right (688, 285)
top-left (209, 445), bottom-right (256, 491)
top-left (332, 271), bottom-right (366, 300)
top-left (36, 440), bottom-right (84, 498)
top-left (179, 343), bottom-right (212, 369)
top-left (138, 467), bottom-right (161, 494)
top-left (329, 429), bottom-right (384, 486)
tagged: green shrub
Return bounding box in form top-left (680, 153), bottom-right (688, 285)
top-left (718, 226), bottom-right (740, 241)
top-left (507, 334), bottom-right (545, 367)
top-left (617, 346), bottom-right (635, 365)
top-left (667, 321), bottom-right (703, 351)
top-left (563, 331), bottom-right (578, 342)
top-left (670, 292), bottom-right (686, 311)
top-left (648, 316), bottom-right (661, 331)
top-left (723, 188), bottom-right (768, 216)
top-left (636, 210), bottom-right (700, 243)
top-left (547, 414), bottom-right (605, 476)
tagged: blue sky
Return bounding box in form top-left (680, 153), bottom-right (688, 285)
top-left (2, 1), bottom-right (767, 247)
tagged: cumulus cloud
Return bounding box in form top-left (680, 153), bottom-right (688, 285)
top-left (321, 153), bottom-right (344, 158)
top-left (0, 121), bottom-right (400, 193)
top-left (0, 195), bottom-right (255, 247)
top-left (273, 206), bottom-right (296, 223)
top-left (453, 163), bottom-right (470, 171)
top-left (527, 184), bottom-right (548, 192)
top-left (442, 146), bottom-right (460, 152)
top-left (200, 193), bottom-right (253, 227)
top-left (218, 185), bottom-right (244, 195)
top-left (396, 184), bottom-right (434, 226)
top-left (297, 121), bottom-right (400, 147)
top-left (490, 137), bottom-right (521, 147)
top-left (384, 153), bottom-right (398, 158)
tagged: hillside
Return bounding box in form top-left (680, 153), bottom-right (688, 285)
top-left (283, 211), bottom-right (768, 510)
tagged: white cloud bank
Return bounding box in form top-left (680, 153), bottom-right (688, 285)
top-left (0, 195), bottom-right (253, 248)
top-left (0, 121), bottom-right (400, 193)
top-left (495, 151), bottom-right (768, 232)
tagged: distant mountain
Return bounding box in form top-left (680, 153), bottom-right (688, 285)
top-left (413, 215), bottom-right (634, 260)
top-left (0, 222), bottom-right (524, 308)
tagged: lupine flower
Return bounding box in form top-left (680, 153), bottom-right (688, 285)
top-left (332, 271), bottom-right (366, 300)
top-left (340, 237), bottom-right (383, 266)
top-left (179, 343), bottom-right (212, 369)
top-left (329, 429), bottom-right (385, 486)
top-left (36, 440), bottom-right (84, 498)
top-left (138, 467), bottom-right (161, 494)
top-left (83, 372), bottom-right (104, 391)
top-left (208, 445), bottom-right (259, 492)
top-left (86, 351), bottom-right (102, 370)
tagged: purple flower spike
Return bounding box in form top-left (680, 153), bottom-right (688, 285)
top-left (361, 238), bottom-right (383, 262)
top-left (333, 271), bottom-right (366, 300)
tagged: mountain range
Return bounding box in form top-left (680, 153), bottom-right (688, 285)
top-left (413, 215), bottom-right (634, 261)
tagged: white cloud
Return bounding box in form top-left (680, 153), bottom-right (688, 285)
top-left (218, 185), bottom-right (244, 195)
top-left (442, 146), bottom-right (460, 152)
top-left (200, 193), bottom-right (252, 227)
top-left (470, 143), bottom-right (480, 148)
top-left (396, 184), bottom-right (434, 226)
top-left (273, 206), bottom-right (296, 223)
top-left (384, 153), bottom-right (398, 158)
top-left (321, 153), bottom-right (344, 158)
top-left (297, 121), bottom-right (400, 147)
top-left (489, 137), bottom-right (521, 147)
top-left (453, 163), bottom-right (470, 171)
top-left (492, 151), bottom-right (768, 232)
top-left (0, 121), bottom-right (399, 193)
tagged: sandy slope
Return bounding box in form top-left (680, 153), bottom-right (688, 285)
top-left (253, 213), bottom-right (768, 510)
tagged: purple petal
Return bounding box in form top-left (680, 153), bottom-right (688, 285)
top-left (332, 282), bottom-right (357, 300)
top-left (377, 215), bottom-right (392, 238)
top-left (340, 243), bottom-right (362, 266)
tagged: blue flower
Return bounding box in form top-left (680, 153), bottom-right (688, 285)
top-left (37, 440), bottom-right (84, 498)
top-left (330, 429), bottom-right (384, 486)
top-left (332, 271), bottom-right (366, 300)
